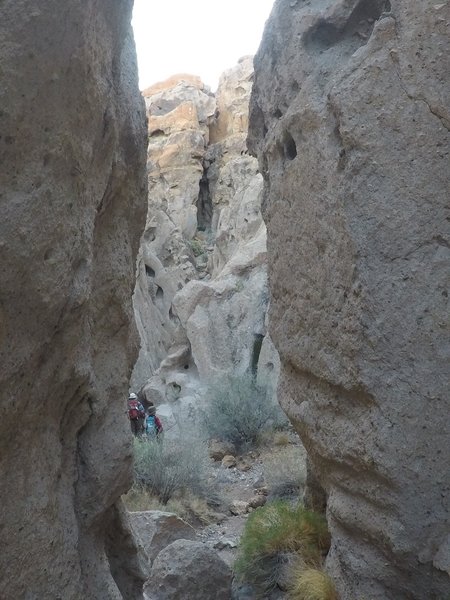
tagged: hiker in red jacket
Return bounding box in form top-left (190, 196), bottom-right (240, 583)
top-left (128, 392), bottom-right (145, 436)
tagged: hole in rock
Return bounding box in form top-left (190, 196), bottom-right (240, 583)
top-left (283, 132), bottom-right (297, 160)
top-left (304, 0), bottom-right (391, 54)
top-left (145, 264), bottom-right (155, 278)
top-left (150, 128), bottom-right (165, 138)
top-left (251, 333), bottom-right (265, 375)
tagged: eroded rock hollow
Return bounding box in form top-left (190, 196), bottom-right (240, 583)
top-left (0, 2), bottom-right (148, 598)
top-left (248, 0), bottom-right (450, 598)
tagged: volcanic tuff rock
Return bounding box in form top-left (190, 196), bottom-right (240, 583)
top-left (132, 57), bottom-right (279, 417)
top-left (130, 511), bottom-right (195, 566)
top-left (147, 539), bottom-right (232, 600)
top-left (0, 2), bottom-right (147, 599)
top-left (248, 1), bottom-right (450, 599)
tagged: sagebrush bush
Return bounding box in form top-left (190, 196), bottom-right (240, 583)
top-left (133, 429), bottom-right (211, 504)
top-left (289, 566), bottom-right (337, 600)
top-left (201, 374), bottom-right (283, 448)
top-left (235, 501), bottom-right (330, 592)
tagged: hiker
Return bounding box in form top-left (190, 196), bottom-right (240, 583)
top-left (128, 392), bottom-right (145, 436)
top-left (144, 405), bottom-right (163, 439)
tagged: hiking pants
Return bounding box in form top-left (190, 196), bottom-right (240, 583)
top-left (130, 418), bottom-right (140, 436)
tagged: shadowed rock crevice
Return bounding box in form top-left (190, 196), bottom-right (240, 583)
top-left (197, 161), bottom-right (213, 231)
top-left (304, 0), bottom-right (392, 54)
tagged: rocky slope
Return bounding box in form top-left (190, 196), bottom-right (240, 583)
top-left (0, 2), bottom-right (147, 598)
top-left (132, 57), bottom-right (279, 418)
top-left (248, 1), bottom-right (450, 599)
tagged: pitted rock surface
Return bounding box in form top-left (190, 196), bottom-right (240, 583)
top-left (249, 1), bottom-right (450, 598)
top-left (0, 2), bottom-right (147, 598)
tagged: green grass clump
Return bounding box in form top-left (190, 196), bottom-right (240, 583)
top-left (289, 567), bottom-right (337, 600)
top-left (235, 501), bottom-right (330, 591)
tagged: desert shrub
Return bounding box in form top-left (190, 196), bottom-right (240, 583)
top-left (234, 501), bottom-right (330, 592)
top-left (289, 566), bottom-right (337, 600)
top-left (201, 374), bottom-right (283, 448)
top-left (133, 429), bottom-right (211, 504)
top-left (188, 237), bottom-right (205, 257)
top-left (263, 444), bottom-right (307, 498)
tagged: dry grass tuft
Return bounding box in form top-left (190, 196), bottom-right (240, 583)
top-left (289, 566), bottom-right (338, 600)
top-left (263, 444), bottom-right (307, 498)
top-left (123, 485), bottom-right (218, 526)
top-left (273, 431), bottom-right (291, 447)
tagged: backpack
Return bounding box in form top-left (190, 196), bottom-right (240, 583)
top-left (145, 415), bottom-right (158, 436)
top-left (128, 400), bottom-right (140, 420)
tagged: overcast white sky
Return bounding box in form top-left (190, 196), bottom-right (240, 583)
top-left (132, 0), bottom-right (274, 92)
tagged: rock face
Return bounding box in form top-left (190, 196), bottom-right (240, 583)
top-left (0, 3), bottom-right (147, 599)
top-left (248, 1), bottom-right (450, 599)
top-left (132, 57), bottom-right (279, 418)
top-left (148, 539), bottom-right (232, 600)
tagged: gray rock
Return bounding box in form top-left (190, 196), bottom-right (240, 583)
top-left (148, 539), bottom-right (232, 599)
top-left (209, 438), bottom-right (238, 461)
top-left (230, 501), bottom-right (249, 516)
top-left (130, 510), bottom-right (195, 566)
top-left (249, 1), bottom-right (450, 599)
top-left (0, 2), bottom-right (147, 599)
top-left (222, 454), bottom-right (237, 468)
top-left (214, 539), bottom-right (238, 550)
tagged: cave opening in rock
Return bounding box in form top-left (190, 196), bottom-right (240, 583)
top-left (197, 163), bottom-right (213, 231)
top-left (251, 333), bottom-right (265, 376)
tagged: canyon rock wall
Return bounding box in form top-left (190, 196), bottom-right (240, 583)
top-left (248, 1), bottom-right (450, 599)
top-left (0, 2), bottom-right (147, 598)
top-left (133, 57), bottom-right (279, 417)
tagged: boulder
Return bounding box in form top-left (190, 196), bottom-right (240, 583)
top-left (130, 511), bottom-right (195, 566)
top-left (209, 439), bottom-right (237, 461)
top-left (148, 539), bottom-right (232, 599)
top-left (230, 501), bottom-right (249, 516)
top-left (248, 495), bottom-right (267, 509)
top-left (249, 1), bottom-right (450, 598)
top-left (222, 455), bottom-right (237, 468)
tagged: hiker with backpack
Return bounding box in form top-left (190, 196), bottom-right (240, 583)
top-left (128, 392), bottom-right (146, 436)
top-left (144, 405), bottom-right (163, 440)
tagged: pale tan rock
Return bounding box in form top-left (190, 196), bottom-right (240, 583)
top-left (0, 2), bottom-right (148, 598)
top-left (209, 439), bottom-right (237, 461)
top-left (143, 74), bottom-right (205, 97)
top-left (221, 454), bottom-right (237, 468)
top-left (230, 501), bottom-right (249, 516)
top-left (249, 1), bottom-right (450, 598)
top-left (210, 56), bottom-right (254, 144)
